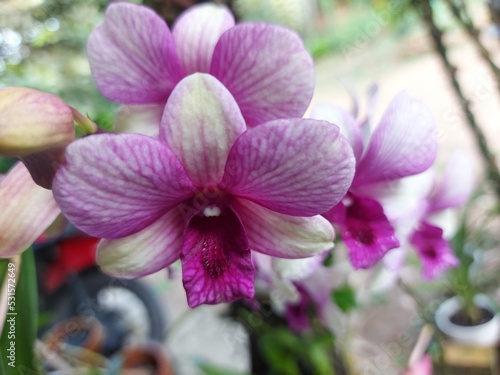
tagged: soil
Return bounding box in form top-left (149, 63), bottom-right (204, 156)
top-left (450, 307), bottom-right (494, 326)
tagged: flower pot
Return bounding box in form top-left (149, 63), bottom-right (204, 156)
top-left (435, 294), bottom-right (500, 347)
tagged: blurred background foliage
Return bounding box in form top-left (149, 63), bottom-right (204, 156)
top-left (0, 0), bottom-right (419, 118)
top-left (0, 0), bottom-right (476, 173)
top-left (0, 0), bottom-right (471, 124)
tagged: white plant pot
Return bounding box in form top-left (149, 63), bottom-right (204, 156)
top-left (435, 294), bottom-right (500, 347)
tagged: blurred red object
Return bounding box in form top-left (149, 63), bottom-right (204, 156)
top-left (44, 235), bottom-right (100, 293)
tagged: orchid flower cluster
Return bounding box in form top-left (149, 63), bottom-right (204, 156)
top-left (0, 3), bottom-right (473, 311)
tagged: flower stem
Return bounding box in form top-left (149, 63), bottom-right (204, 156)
top-left (444, 0), bottom-right (500, 98)
top-left (412, 0), bottom-right (500, 203)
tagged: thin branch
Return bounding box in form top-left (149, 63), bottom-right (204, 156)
top-left (412, 0), bottom-right (500, 202)
top-left (445, 0), bottom-right (500, 97)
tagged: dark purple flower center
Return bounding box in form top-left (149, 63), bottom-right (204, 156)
top-left (350, 224), bottom-right (375, 245)
top-left (180, 203), bottom-right (255, 306)
top-left (421, 245), bottom-right (438, 260)
top-left (192, 215), bottom-right (231, 278)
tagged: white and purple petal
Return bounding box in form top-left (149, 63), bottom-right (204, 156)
top-left (221, 119), bottom-right (355, 216)
top-left (87, 3), bottom-right (184, 104)
top-left (113, 104), bottom-right (165, 137)
top-left (232, 198), bottom-right (335, 259)
top-left (272, 252), bottom-right (328, 281)
top-left (180, 208), bottom-right (254, 307)
top-left (210, 23), bottom-right (314, 126)
top-left (53, 133), bottom-right (195, 239)
top-left (309, 103), bottom-right (363, 160)
top-left (173, 3), bottom-right (234, 74)
top-left (97, 208), bottom-right (185, 278)
top-left (160, 73), bottom-right (246, 186)
top-left (0, 163), bottom-right (60, 258)
top-left (354, 92), bottom-right (437, 186)
top-left (428, 150), bottom-right (475, 213)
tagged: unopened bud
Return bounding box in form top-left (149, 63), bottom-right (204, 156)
top-left (0, 87), bottom-right (75, 156)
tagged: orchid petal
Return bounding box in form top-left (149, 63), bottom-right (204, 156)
top-left (410, 222), bottom-right (459, 279)
top-left (52, 133), bottom-right (195, 238)
top-left (285, 287), bottom-right (312, 332)
top-left (343, 195), bottom-right (400, 269)
top-left (354, 92), bottom-right (437, 186)
top-left (221, 119), bottom-right (354, 216)
top-left (322, 202), bottom-right (347, 225)
top-left (233, 198), bottom-right (335, 259)
top-left (210, 23), bottom-right (314, 126)
top-left (87, 3), bottom-right (183, 104)
top-left (181, 208), bottom-right (254, 307)
top-left (160, 73), bottom-right (246, 186)
top-left (272, 252), bottom-right (328, 281)
top-left (113, 104), bottom-right (164, 137)
top-left (173, 4), bottom-right (234, 74)
top-left (429, 151), bottom-right (475, 212)
top-left (97, 209), bottom-right (185, 278)
top-left (309, 103), bottom-right (363, 160)
top-left (0, 163), bottom-right (60, 258)
top-left (0, 87), bottom-right (74, 157)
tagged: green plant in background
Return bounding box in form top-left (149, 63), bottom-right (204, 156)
top-left (0, 251), bottom-right (41, 375)
top-left (0, 0), bottom-right (115, 125)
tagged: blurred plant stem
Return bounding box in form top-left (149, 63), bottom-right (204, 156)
top-left (398, 280), bottom-right (449, 374)
top-left (444, 0), bottom-right (500, 97)
top-left (411, 0), bottom-right (500, 203)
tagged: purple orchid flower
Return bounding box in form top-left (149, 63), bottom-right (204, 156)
top-left (311, 92), bottom-right (438, 269)
top-left (409, 151), bottom-right (474, 279)
top-left (52, 74), bottom-right (355, 307)
top-left (88, 2), bottom-right (314, 128)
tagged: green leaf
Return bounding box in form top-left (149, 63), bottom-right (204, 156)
top-left (331, 284), bottom-right (357, 313)
top-left (309, 342), bottom-right (335, 375)
top-left (0, 250), bottom-right (43, 375)
top-left (322, 251), bottom-right (334, 267)
top-left (198, 363), bottom-right (251, 375)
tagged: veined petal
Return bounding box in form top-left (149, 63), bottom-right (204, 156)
top-left (160, 73), bottom-right (246, 186)
top-left (0, 87), bottom-right (74, 157)
top-left (52, 133), bottom-right (196, 239)
top-left (343, 195), bottom-right (400, 269)
top-left (113, 104), bottom-right (164, 137)
top-left (173, 4), bottom-right (234, 74)
top-left (410, 222), bottom-right (459, 279)
top-left (221, 119), bottom-right (355, 216)
top-left (354, 92), bottom-right (437, 186)
top-left (87, 3), bottom-right (183, 104)
top-left (97, 209), bottom-right (185, 278)
top-left (181, 208), bottom-right (254, 307)
top-left (309, 103), bottom-right (363, 160)
top-left (0, 163), bottom-right (60, 258)
top-left (233, 198), bottom-right (335, 259)
top-left (210, 23), bottom-right (314, 126)
top-left (429, 150), bottom-right (475, 212)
